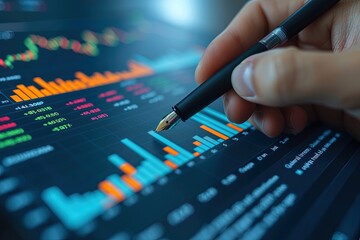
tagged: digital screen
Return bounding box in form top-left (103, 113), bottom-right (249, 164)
top-left (0, 2), bottom-right (359, 240)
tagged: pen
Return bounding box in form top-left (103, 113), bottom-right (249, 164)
top-left (156, 0), bottom-right (341, 132)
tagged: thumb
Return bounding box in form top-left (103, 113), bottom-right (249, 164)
top-left (231, 47), bottom-right (360, 114)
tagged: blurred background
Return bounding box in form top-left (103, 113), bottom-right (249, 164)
top-left (0, 0), bottom-right (249, 34)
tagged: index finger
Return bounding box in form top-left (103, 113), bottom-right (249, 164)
top-left (195, 0), bottom-right (306, 84)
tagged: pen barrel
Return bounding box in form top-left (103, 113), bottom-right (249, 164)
top-left (281, 0), bottom-right (341, 38)
top-left (174, 0), bottom-right (341, 122)
top-left (175, 42), bottom-right (267, 121)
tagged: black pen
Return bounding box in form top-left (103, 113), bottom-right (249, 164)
top-left (156, 0), bottom-right (341, 132)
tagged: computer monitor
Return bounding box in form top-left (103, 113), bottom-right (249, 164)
top-left (0, 1), bottom-right (359, 239)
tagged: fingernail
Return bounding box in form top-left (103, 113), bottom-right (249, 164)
top-left (232, 62), bottom-right (255, 97)
top-left (194, 61), bottom-right (202, 82)
top-left (253, 112), bottom-right (264, 132)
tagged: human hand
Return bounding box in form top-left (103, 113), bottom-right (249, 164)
top-left (195, 0), bottom-right (360, 140)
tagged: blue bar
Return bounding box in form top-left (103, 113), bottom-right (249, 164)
top-left (135, 167), bottom-right (154, 185)
top-left (193, 135), bottom-right (215, 148)
top-left (133, 173), bottom-right (150, 186)
top-left (203, 108), bottom-right (229, 122)
top-left (121, 138), bottom-right (158, 161)
top-left (218, 139), bottom-right (224, 143)
top-left (192, 139), bottom-right (210, 151)
top-left (121, 138), bottom-right (170, 173)
top-left (165, 154), bottom-right (185, 165)
top-left (82, 191), bottom-right (105, 205)
top-left (137, 165), bottom-right (155, 180)
top-left (230, 121), bottom-right (250, 129)
top-left (148, 131), bottom-right (193, 159)
top-left (107, 174), bottom-right (133, 197)
top-left (192, 115), bottom-right (232, 137)
top-left (204, 136), bottom-right (220, 146)
top-left (196, 113), bottom-right (238, 135)
top-left (148, 157), bottom-right (171, 174)
top-left (204, 108), bottom-right (251, 130)
top-left (71, 194), bottom-right (82, 203)
top-left (41, 188), bottom-right (74, 228)
top-left (142, 160), bottom-right (164, 177)
top-left (108, 154), bottom-right (126, 168)
top-left (238, 124), bottom-right (248, 129)
top-left (41, 187), bottom-right (106, 230)
top-left (194, 147), bottom-right (205, 153)
top-left (236, 122), bottom-right (250, 129)
top-left (243, 121), bottom-right (252, 127)
top-left (176, 154), bottom-right (189, 163)
top-left (198, 144), bottom-right (210, 151)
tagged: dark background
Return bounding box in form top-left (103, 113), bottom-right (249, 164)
top-left (0, 0), bottom-right (249, 239)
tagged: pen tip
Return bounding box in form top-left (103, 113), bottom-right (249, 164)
top-left (155, 111), bottom-right (181, 132)
top-left (155, 118), bottom-right (168, 132)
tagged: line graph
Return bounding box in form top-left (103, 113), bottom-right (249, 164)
top-left (0, 27), bottom-right (145, 69)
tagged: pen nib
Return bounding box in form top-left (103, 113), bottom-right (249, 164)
top-left (155, 111), bottom-right (181, 132)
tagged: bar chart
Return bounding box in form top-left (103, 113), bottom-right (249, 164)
top-left (8, 48), bottom-right (203, 103)
top-left (1, 12), bottom-right (358, 240)
top-left (41, 108), bottom-right (251, 230)
top-left (10, 62), bottom-right (154, 102)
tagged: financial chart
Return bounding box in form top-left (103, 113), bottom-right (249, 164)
top-left (0, 14), bottom-right (359, 240)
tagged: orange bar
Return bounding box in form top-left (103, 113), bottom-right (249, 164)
top-left (93, 73), bottom-right (107, 84)
top-left (75, 71), bottom-right (90, 84)
top-left (28, 85), bottom-right (45, 98)
top-left (104, 71), bottom-right (119, 82)
top-left (73, 80), bottom-right (87, 89)
top-left (193, 141), bottom-right (201, 147)
top-left (99, 180), bottom-right (124, 202)
top-left (112, 72), bottom-right (123, 82)
top-left (55, 78), bottom-right (74, 92)
top-left (48, 81), bottom-right (66, 93)
top-left (193, 152), bottom-right (200, 157)
top-left (129, 62), bottom-right (154, 75)
top-left (119, 71), bottom-right (134, 80)
top-left (66, 80), bottom-right (80, 90)
top-left (17, 84), bottom-right (38, 99)
top-left (122, 175), bottom-right (142, 192)
top-left (88, 73), bottom-right (105, 87)
top-left (120, 163), bottom-right (136, 175)
top-left (227, 123), bottom-right (243, 132)
top-left (13, 89), bottom-right (30, 101)
top-left (200, 125), bottom-right (229, 140)
top-left (115, 71), bottom-right (129, 83)
top-left (10, 95), bottom-right (22, 102)
top-left (34, 77), bottom-right (59, 95)
top-left (41, 89), bottom-right (52, 96)
top-left (163, 146), bottom-right (179, 156)
top-left (164, 160), bottom-right (177, 170)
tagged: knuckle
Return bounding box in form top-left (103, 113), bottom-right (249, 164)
top-left (276, 48), bottom-right (299, 102)
top-left (260, 47), bottom-right (300, 105)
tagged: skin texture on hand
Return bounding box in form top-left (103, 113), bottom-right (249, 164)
top-left (195, 0), bottom-right (360, 140)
